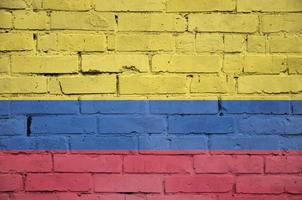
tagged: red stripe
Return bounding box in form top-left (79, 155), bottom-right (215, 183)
top-left (1, 150), bottom-right (302, 198)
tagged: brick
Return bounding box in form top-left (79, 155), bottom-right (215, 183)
top-left (282, 137), bottom-right (302, 150)
top-left (116, 33), bottom-right (174, 51)
top-left (14, 11), bottom-right (49, 29)
top-left (237, 0), bottom-right (302, 12)
top-left (263, 14), bottom-right (302, 33)
top-left (51, 12), bottom-right (115, 30)
top-left (107, 34), bottom-right (116, 50)
top-left (31, 0), bottom-right (43, 9)
top-left (0, 136), bottom-right (69, 150)
top-left (124, 155), bottom-right (192, 173)
top-left (286, 177), bottom-right (302, 194)
top-left (244, 55), bottom-right (287, 74)
top-left (0, 100), bottom-right (10, 115)
top-left (238, 116), bottom-right (302, 134)
top-left (0, 154), bottom-right (52, 172)
top-left (31, 115), bottom-right (97, 134)
top-left (238, 76), bottom-right (302, 94)
top-left (43, 0), bottom-right (91, 10)
top-left (0, 77), bottom-right (47, 94)
top-left (0, 174), bottom-right (23, 191)
top-left (196, 34), bottom-right (224, 52)
top-left (189, 14), bottom-right (258, 33)
top-left (233, 195), bottom-right (291, 200)
top-left (26, 174), bottom-right (92, 191)
top-left (11, 100), bottom-right (79, 114)
top-left (98, 115), bottom-right (166, 134)
top-left (144, 194), bottom-right (233, 200)
top-left (0, 0), bottom-right (27, 9)
top-left (10, 193), bottom-right (106, 200)
top-left (247, 35), bottom-right (266, 53)
top-left (175, 33), bottom-right (195, 52)
top-left (223, 54), bottom-right (244, 73)
top-left (194, 155), bottom-right (263, 174)
top-left (236, 176), bottom-right (285, 194)
top-left (54, 154), bottom-right (122, 172)
top-left (46, 77), bottom-right (62, 92)
top-left (70, 136), bottom-right (138, 150)
top-left (224, 34), bottom-right (246, 52)
top-left (221, 100), bottom-right (291, 114)
top-left (288, 56), bottom-right (302, 74)
top-left (0, 33), bottom-right (34, 51)
top-left (292, 101), bottom-right (302, 114)
top-left (0, 11), bottom-right (12, 28)
top-left (11, 55), bottom-right (78, 74)
top-left (119, 75), bottom-right (186, 94)
top-left (150, 100), bottom-right (218, 114)
top-left (95, 0), bottom-right (164, 11)
top-left (37, 32), bottom-right (57, 51)
top-left (167, 0), bottom-right (236, 12)
top-left (82, 54), bottom-right (149, 73)
top-left (94, 175), bottom-right (162, 193)
top-left (80, 100), bottom-right (148, 114)
top-left (168, 115), bottom-right (233, 134)
top-left (0, 56), bottom-right (10, 74)
top-left (190, 76), bottom-right (227, 93)
top-left (58, 76), bottom-right (116, 94)
top-left (57, 33), bottom-right (106, 52)
top-left (0, 117), bottom-right (26, 136)
top-left (266, 156), bottom-right (302, 173)
top-left (153, 54), bottom-right (222, 73)
top-left (119, 14), bottom-right (185, 32)
top-left (139, 135), bottom-right (207, 150)
top-left (270, 36), bottom-right (302, 53)
top-left (165, 175), bottom-right (233, 193)
top-left (210, 135), bottom-right (282, 150)
top-left (0, 194), bottom-right (9, 200)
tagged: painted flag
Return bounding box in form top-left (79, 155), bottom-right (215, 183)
top-left (1, 0), bottom-right (302, 199)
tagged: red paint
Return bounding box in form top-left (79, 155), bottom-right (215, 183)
top-left (194, 155), bottom-right (263, 174)
top-left (26, 174), bottom-right (92, 192)
top-left (94, 174), bottom-right (162, 193)
top-left (124, 155), bottom-right (193, 173)
top-left (0, 150), bottom-right (302, 199)
top-left (266, 156), bottom-right (302, 173)
top-left (0, 154), bottom-right (52, 172)
top-left (0, 174), bottom-right (23, 192)
top-left (237, 175), bottom-right (302, 194)
top-left (54, 154), bottom-right (122, 172)
top-left (165, 175), bottom-right (234, 193)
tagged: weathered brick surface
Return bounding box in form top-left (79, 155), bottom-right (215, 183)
top-left (0, 0), bottom-right (302, 199)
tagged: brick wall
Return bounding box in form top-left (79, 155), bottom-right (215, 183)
top-left (0, 0), bottom-right (302, 199)
top-left (0, 0), bottom-right (301, 97)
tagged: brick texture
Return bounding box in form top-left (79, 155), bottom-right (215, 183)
top-left (0, 0), bottom-right (302, 199)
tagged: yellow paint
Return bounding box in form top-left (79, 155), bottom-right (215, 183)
top-left (0, 0), bottom-right (301, 100)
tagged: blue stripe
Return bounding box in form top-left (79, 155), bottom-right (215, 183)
top-left (0, 100), bottom-right (301, 150)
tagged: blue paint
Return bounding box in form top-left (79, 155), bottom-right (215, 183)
top-left (11, 100), bottom-right (79, 115)
top-left (168, 115), bottom-right (234, 134)
top-left (209, 135), bottom-right (282, 150)
top-left (238, 116), bottom-right (302, 135)
top-left (70, 136), bottom-right (138, 150)
top-left (0, 117), bottom-right (26, 136)
top-left (81, 100), bottom-right (148, 114)
top-left (0, 136), bottom-right (69, 150)
top-left (222, 100), bottom-right (291, 114)
top-left (31, 115), bottom-right (97, 134)
top-left (150, 100), bottom-right (218, 114)
top-left (0, 100), bottom-right (301, 150)
top-left (98, 115), bottom-right (166, 134)
top-left (0, 101), bottom-right (10, 115)
top-left (292, 101), bottom-right (302, 114)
